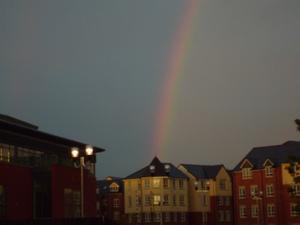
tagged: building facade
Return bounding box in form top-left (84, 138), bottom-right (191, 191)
top-left (232, 141), bottom-right (300, 225)
top-left (178, 164), bottom-right (233, 225)
top-left (97, 176), bottom-right (124, 224)
top-left (0, 114), bottom-right (104, 220)
top-left (123, 157), bottom-right (189, 225)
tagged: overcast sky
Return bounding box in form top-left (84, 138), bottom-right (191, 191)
top-left (1, 0), bottom-right (300, 179)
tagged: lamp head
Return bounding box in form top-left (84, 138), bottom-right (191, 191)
top-left (71, 147), bottom-right (79, 158)
top-left (85, 145), bottom-right (94, 156)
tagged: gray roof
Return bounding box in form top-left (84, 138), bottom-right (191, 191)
top-left (180, 164), bottom-right (224, 179)
top-left (233, 141), bottom-right (300, 171)
top-left (125, 157), bottom-right (188, 179)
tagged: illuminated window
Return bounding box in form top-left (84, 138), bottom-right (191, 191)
top-left (0, 144), bottom-right (14, 163)
top-left (250, 185), bottom-right (258, 195)
top-left (153, 178), bottom-right (160, 188)
top-left (153, 195), bottom-right (161, 206)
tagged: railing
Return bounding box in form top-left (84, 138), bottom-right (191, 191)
top-left (0, 218), bottom-right (119, 225)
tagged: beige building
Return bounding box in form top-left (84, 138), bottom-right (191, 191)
top-left (123, 157), bottom-right (189, 225)
top-left (178, 164), bottom-right (233, 225)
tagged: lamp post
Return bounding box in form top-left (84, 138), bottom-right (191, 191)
top-left (71, 145), bottom-right (94, 218)
top-left (251, 190), bottom-right (263, 225)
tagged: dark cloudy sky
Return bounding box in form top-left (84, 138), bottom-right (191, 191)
top-left (1, 0), bottom-right (300, 179)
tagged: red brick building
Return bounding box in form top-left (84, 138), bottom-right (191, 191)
top-left (232, 141), bottom-right (300, 225)
top-left (0, 114), bottom-right (105, 220)
top-left (97, 176), bottom-right (124, 224)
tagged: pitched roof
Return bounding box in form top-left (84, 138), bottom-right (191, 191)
top-left (180, 164), bottom-right (224, 179)
top-left (125, 157), bottom-right (188, 179)
top-left (233, 141), bottom-right (300, 171)
top-left (97, 177), bottom-right (124, 193)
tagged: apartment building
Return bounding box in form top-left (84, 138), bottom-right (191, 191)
top-left (97, 176), bottom-right (124, 224)
top-left (123, 157), bottom-right (189, 225)
top-left (0, 114), bottom-right (105, 219)
top-left (178, 164), bottom-right (233, 225)
top-left (232, 141), bottom-right (300, 225)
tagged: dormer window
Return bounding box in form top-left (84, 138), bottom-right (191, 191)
top-left (110, 183), bottom-right (119, 192)
top-left (242, 168), bottom-right (252, 179)
top-left (240, 159), bottom-right (253, 180)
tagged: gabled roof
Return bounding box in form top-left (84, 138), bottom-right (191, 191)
top-left (233, 141), bottom-right (300, 171)
top-left (125, 157), bottom-right (188, 179)
top-left (97, 177), bottom-right (124, 193)
top-left (180, 164), bottom-right (224, 179)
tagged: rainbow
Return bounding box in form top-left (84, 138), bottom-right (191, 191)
top-left (151, 0), bottom-right (200, 157)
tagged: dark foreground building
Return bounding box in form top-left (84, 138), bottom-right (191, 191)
top-left (0, 114), bottom-right (105, 220)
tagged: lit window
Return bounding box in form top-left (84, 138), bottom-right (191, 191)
top-left (250, 185), bottom-right (258, 196)
top-left (153, 178), bottom-right (161, 188)
top-left (239, 186), bottom-right (246, 199)
top-left (293, 183), bottom-right (300, 196)
top-left (153, 195), bottom-right (161, 206)
top-left (239, 205), bottom-right (247, 218)
top-left (267, 204), bottom-right (276, 217)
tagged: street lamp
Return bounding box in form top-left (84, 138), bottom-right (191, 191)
top-left (251, 190), bottom-right (263, 225)
top-left (71, 145), bottom-right (94, 218)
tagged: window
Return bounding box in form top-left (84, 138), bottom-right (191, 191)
top-left (145, 195), bottom-right (151, 206)
top-left (136, 196), bottom-right (142, 207)
top-left (163, 178), bottom-right (169, 188)
top-left (218, 210), bottom-right (224, 222)
top-left (225, 210), bottom-right (231, 221)
top-left (173, 194), bottom-right (176, 206)
top-left (202, 195), bottom-right (208, 206)
top-left (153, 213), bottom-right (161, 222)
top-left (266, 184), bottom-right (274, 197)
top-left (145, 213), bottom-right (151, 223)
top-left (173, 179), bottom-right (176, 189)
top-left (239, 186), bottom-right (246, 199)
top-left (165, 212), bottom-right (170, 222)
top-left (291, 203), bottom-right (300, 216)
top-left (293, 183), bottom-right (300, 196)
top-left (179, 179), bottom-right (184, 189)
top-left (239, 205), bottom-right (247, 218)
top-left (113, 211), bottom-right (120, 221)
top-left (180, 212), bottom-right (186, 222)
top-left (0, 144), bottom-right (14, 163)
top-left (219, 179), bottom-right (226, 190)
top-left (64, 189), bottom-right (80, 218)
top-left (153, 195), bottom-right (161, 206)
top-left (163, 194), bottom-right (169, 205)
top-left (225, 196), bottom-right (231, 206)
top-left (113, 198), bottom-right (120, 208)
top-left (110, 184), bottom-right (119, 192)
top-left (265, 166), bottom-right (273, 177)
top-left (179, 195), bottom-right (185, 206)
top-left (242, 168), bottom-right (252, 179)
top-left (0, 186), bottom-right (5, 218)
top-left (267, 204), bottom-right (276, 217)
top-left (250, 185), bottom-right (258, 196)
top-left (173, 212), bottom-right (177, 222)
top-left (218, 196), bottom-right (224, 206)
top-left (144, 179), bottom-right (150, 189)
top-left (128, 196), bottom-right (132, 207)
top-left (153, 178), bottom-right (160, 188)
top-left (251, 205), bottom-right (258, 218)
